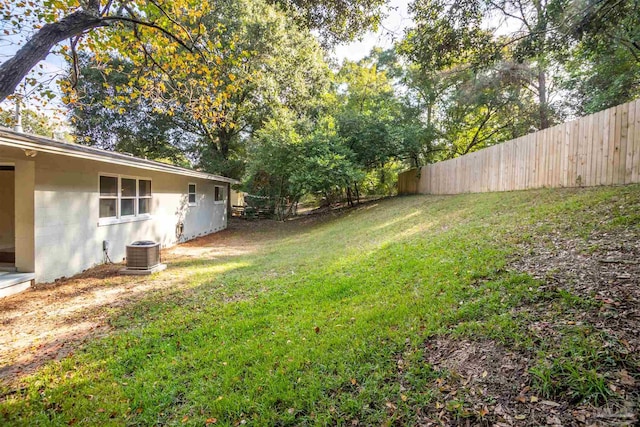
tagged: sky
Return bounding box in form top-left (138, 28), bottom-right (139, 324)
top-left (0, 0), bottom-right (416, 126)
top-left (332, 0), bottom-right (414, 64)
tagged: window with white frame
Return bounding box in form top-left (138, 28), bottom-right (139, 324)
top-left (188, 183), bottom-right (197, 205)
top-left (99, 176), bottom-right (118, 218)
top-left (138, 179), bottom-right (152, 214)
top-left (214, 185), bottom-right (226, 203)
top-left (99, 175), bottom-right (152, 221)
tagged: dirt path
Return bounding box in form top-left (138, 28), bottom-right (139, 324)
top-left (0, 218), bottom-right (299, 384)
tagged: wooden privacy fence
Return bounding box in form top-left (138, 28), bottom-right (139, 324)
top-left (398, 98), bottom-right (640, 195)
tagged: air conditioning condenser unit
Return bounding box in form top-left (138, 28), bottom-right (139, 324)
top-left (119, 240), bottom-right (167, 275)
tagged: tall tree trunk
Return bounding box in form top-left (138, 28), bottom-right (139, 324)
top-left (218, 127), bottom-right (233, 159)
top-left (0, 10), bottom-right (106, 102)
top-left (537, 66), bottom-right (550, 130)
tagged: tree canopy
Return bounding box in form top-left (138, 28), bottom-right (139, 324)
top-left (0, 0), bottom-right (384, 104)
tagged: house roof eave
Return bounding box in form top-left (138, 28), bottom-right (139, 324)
top-left (0, 128), bottom-right (240, 184)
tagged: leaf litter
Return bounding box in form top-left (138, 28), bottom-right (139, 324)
top-left (418, 209), bottom-right (639, 426)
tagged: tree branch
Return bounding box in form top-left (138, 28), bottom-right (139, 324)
top-left (0, 10), bottom-right (107, 102)
top-left (101, 15), bottom-right (194, 53)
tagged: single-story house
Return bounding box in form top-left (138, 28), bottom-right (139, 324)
top-left (0, 127), bottom-right (238, 297)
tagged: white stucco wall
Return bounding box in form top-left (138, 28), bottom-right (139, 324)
top-left (31, 153), bottom-right (228, 283)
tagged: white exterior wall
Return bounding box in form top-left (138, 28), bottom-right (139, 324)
top-left (31, 153), bottom-right (227, 283)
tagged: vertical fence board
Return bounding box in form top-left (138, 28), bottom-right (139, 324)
top-left (621, 102), bottom-right (636, 184)
top-left (552, 125), bottom-right (558, 186)
top-left (577, 115), bottom-right (586, 186)
top-left (605, 107), bottom-right (617, 185)
top-left (611, 105), bottom-right (622, 184)
top-left (510, 140), bottom-right (517, 190)
top-left (507, 138), bottom-right (520, 191)
top-left (625, 101), bottom-right (635, 184)
top-left (593, 111), bottom-right (603, 186)
top-left (544, 128), bottom-right (551, 186)
top-left (601, 107), bottom-right (611, 185)
top-left (586, 113), bottom-right (596, 186)
top-left (520, 136), bottom-right (526, 189)
top-left (496, 144), bottom-right (507, 191)
top-left (528, 133), bottom-right (536, 189)
top-left (620, 102), bottom-right (630, 184)
top-left (561, 122), bottom-right (570, 187)
top-left (535, 131), bottom-right (542, 188)
top-left (551, 127), bottom-right (558, 186)
top-left (544, 128), bottom-right (551, 187)
top-left (633, 100), bottom-right (640, 182)
top-left (567, 119), bottom-right (576, 186)
top-left (553, 126), bottom-right (561, 186)
top-left (495, 146), bottom-right (501, 191)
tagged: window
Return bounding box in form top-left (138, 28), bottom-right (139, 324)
top-left (188, 183), bottom-right (196, 206)
top-left (99, 175), bottom-right (152, 223)
top-left (99, 176), bottom-right (118, 218)
top-left (214, 185), bottom-right (226, 203)
top-left (139, 179), bottom-right (152, 214)
top-left (121, 178), bottom-right (136, 216)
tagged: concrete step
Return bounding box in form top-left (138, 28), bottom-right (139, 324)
top-left (0, 272), bottom-right (35, 298)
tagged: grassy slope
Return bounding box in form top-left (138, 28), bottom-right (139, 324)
top-left (1, 186), bottom-right (639, 425)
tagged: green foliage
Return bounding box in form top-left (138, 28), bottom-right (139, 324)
top-left (293, 117), bottom-right (364, 196)
top-left (273, 0), bottom-right (386, 45)
top-left (0, 108), bottom-right (55, 138)
top-left (66, 0), bottom-right (332, 178)
top-left (559, 0), bottom-right (640, 114)
top-left (70, 54), bottom-right (192, 167)
top-left (243, 57), bottom-right (417, 212)
top-left (244, 110), bottom-right (306, 215)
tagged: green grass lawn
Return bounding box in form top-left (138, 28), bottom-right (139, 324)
top-left (2, 186), bottom-right (639, 425)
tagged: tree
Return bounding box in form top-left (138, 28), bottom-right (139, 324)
top-left (407, 0), bottom-right (566, 131)
top-left (0, 0), bottom-right (212, 103)
top-left (437, 63), bottom-right (536, 157)
top-left (335, 58), bottom-right (404, 169)
top-left (0, 0), bottom-right (384, 104)
top-left (185, 0), bottom-right (331, 177)
top-left (70, 54), bottom-right (191, 166)
top-left (66, 0), bottom-right (331, 178)
top-left (565, 0), bottom-right (640, 61)
top-left (293, 116), bottom-right (363, 205)
top-left (244, 109), bottom-right (305, 217)
top-left (559, 0), bottom-right (640, 114)
top-left (273, 0), bottom-right (387, 46)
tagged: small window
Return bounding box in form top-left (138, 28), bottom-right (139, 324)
top-left (188, 183), bottom-right (196, 205)
top-left (214, 185), bottom-right (226, 202)
top-left (99, 176), bottom-right (118, 218)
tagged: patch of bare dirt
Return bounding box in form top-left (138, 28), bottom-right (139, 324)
top-left (513, 228), bottom-right (640, 358)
